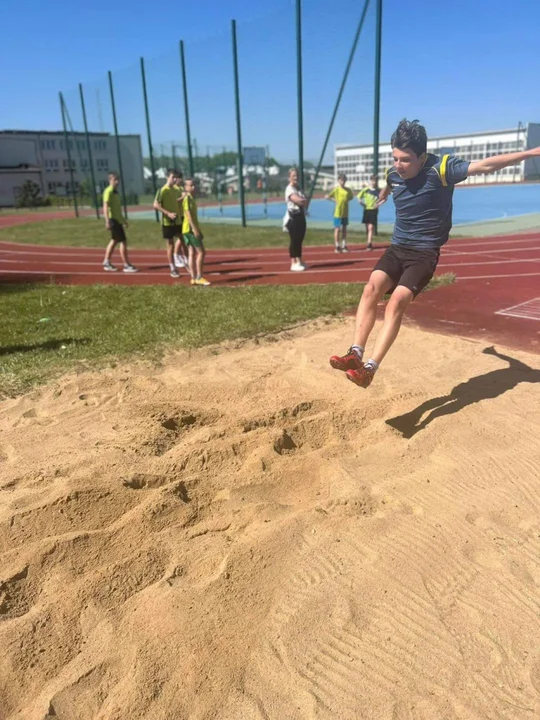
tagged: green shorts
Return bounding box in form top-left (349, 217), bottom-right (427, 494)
top-left (184, 232), bottom-right (203, 249)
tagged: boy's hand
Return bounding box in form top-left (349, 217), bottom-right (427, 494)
top-left (168, 212), bottom-right (177, 221)
top-left (195, 231), bottom-right (203, 241)
top-left (105, 219), bottom-right (111, 230)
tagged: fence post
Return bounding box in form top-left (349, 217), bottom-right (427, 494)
top-left (59, 92), bottom-right (79, 218)
top-left (79, 83), bottom-right (100, 218)
top-left (140, 56), bottom-right (159, 222)
top-left (107, 70), bottom-right (128, 218)
top-left (179, 41), bottom-right (195, 178)
top-left (373, 0), bottom-right (383, 178)
top-left (296, 0), bottom-right (305, 190)
top-left (307, 0), bottom-right (371, 202)
top-left (231, 19), bottom-right (246, 228)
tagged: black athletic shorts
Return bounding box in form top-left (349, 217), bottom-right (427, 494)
top-left (362, 209), bottom-right (378, 225)
top-left (162, 224), bottom-right (183, 240)
top-left (109, 219), bottom-right (126, 243)
top-left (374, 244), bottom-right (440, 297)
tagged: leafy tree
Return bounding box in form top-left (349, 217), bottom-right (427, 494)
top-left (16, 180), bottom-right (43, 208)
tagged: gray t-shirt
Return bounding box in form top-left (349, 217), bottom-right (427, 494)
top-left (387, 153), bottom-right (470, 248)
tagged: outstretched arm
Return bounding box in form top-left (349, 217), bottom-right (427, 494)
top-left (468, 147), bottom-right (540, 176)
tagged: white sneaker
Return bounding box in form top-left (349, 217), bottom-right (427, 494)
top-left (123, 265), bottom-right (139, 273)
top-left (174, 254), bottom-right (187, 268)
top-left (290, 262), bottom-right (305, 272)
top-left (341, 245), bottom-right (350, 253)
top-left (103, 262), bottom-right (118, 272)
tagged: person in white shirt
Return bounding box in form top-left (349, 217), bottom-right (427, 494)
top-left (283, 168), bottom-right (309, 271)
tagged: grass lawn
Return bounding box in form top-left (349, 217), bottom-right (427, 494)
top-left (0, 218), bottom-right (388, 250)
top-left (0, 276), bottom-right (452, 397)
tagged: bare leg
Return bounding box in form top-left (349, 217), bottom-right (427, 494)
top-left (353, 270), bottom-right (394, 349)
top-left (341, 225), bottom-right (348, 247)
top-left (196, 243), bottom-right (206, 278)
top-left (369, 285), bottom-right (414, 364)
top-left (104, 239), bottom-right (116, 264)
top-left (174, 236), bottom-right (188, 259)
top-left (118, 242), bottom-right (130, 266)
top-left (188, 245), bottom-right (197, 279)
top-left (333, 226), bottom-right (341, 248)
top-left (367, 223), bottom-right (374, 248)
top-left (166, 240), bottom-right (174, 269)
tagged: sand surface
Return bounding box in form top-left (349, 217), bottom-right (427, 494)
top-left (1, 318), bottom-right (540, 720)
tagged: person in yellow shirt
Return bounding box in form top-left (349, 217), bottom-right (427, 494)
top-left (153, 169), bottom-right (188, 278)
top-left (357, 175), bottom-right (380, 251)
top-left (182, 178), bottom-right (210, 286)
top-left (326, 173), bottom-right (354, 253)
top-left (102, 172), bottom-right (138, 273)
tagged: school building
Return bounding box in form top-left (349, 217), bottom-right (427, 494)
top-left (335, 123), bottom-right (540, 188)
top-left (0, 130), bottom-right (145, 207)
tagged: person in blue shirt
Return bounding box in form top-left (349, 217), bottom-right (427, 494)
top-left (329, 118), bottom-right (540, 389)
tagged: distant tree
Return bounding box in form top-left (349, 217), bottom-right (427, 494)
top-left (16, 180), bottom-right (43, 208)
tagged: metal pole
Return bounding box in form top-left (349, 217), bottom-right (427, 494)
top-left (307, 0), bottom-right (371, 202)
top-left (140, 57), bottom-right (159, 222)
top-left (172, 142), bottom-right (177, 170)
top-left (231, 19), bottom-right (246, 227)
top-left (373, 0), bottom-right (383, 178)
top-left (296, 0), bottom-right (305, 189)
top-left (179, 41), bottom-right (195, 177)
top-left (108, 70), bottom-right (128, 219)
top-left (79, 83), bottom-right (100, 218)
top-left (59, 92), bottom-right (79, 218)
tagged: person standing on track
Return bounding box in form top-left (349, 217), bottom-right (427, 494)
top-left (153, 169), bottom-right (187, 279)
top-left (326, 173), bottom-right (354, 253)
top-left (102, 172), bottom-right (138, 273)
top-left (357, 175), bottom-right (380, 251)
top-left (329, 117), bottom-right (540, 389)
top-left (283, 168), bottom-right (309, 272)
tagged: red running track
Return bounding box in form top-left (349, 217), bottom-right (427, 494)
top-left (1, 231), bottom-right (539, 354)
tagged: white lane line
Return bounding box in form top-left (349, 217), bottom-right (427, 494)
top-left (495, 297), bottom-right (540, 320)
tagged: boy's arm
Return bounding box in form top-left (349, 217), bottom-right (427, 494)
top-left (153, 200), bottom-right (177, 221)
top-left (325, 188), bottom-right (336, 201)
top-left (468, 146), bottom-right (540, 176)
top-left (376, 185), bottom-right (391, 207)
top-left (153, 191), bottom-right (176, 220)
top-left (103, 201), bottom-right (110, 227)
top-left (357, 188), bottom-right (366, 206)
top-left (185, 208), bottom-right (201, 238)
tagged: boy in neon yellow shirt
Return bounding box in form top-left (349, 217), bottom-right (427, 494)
top-left (326, 173), bottom-right (354, 253)
top-left (357, 175), bottom-right (380, 250)
top-left (102, 172), bottom-right (138, 273)
top-left (182, 178), bottom-right (210, 286)
top-left (153, 169), bottom-right (188, 278)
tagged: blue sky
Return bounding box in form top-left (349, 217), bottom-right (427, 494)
top-left (2, 0), bottom-right (540, 163)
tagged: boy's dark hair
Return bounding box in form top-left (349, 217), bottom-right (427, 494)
top-left (370, 174), bottom-right (378, 181)
top-left (338, 173), bottom-right (347, 182)
top-left (108, 171), bottom-right (119, 179)
top-left (391, 119), bottom-right (427, 157)
top-left (167, 168), bottom-right (180, 177)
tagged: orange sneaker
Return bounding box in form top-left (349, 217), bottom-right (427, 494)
top-left (346, 365), bottom-right (375, 388)
top-left (329, 347), bottom-right (363, 372)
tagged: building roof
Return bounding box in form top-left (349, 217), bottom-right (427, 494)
top-left (0, 129), bottom-right (141, 139)
top-left (335, 126), bottom-right (533, 151)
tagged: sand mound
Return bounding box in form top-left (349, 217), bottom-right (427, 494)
top-left (1, 319), bottom-right (540, 719)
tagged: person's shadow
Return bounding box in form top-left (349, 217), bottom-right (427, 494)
top-left (386, 346), bottom-right (540, 439)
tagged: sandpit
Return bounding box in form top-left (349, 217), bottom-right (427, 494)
top-left (1, 318), bottom-right (540, 719)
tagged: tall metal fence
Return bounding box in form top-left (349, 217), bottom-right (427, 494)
top-left (59, 0), bottom-right (382, 225)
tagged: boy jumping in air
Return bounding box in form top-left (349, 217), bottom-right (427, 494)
top-left (326, 173), bottom-right (354, 253)
top-left (182, 178), bottom-right (211, 286)
top-left (330, 118), bottom-right (540, 389)
top-left (102, 172), bottom-right (138, 273)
